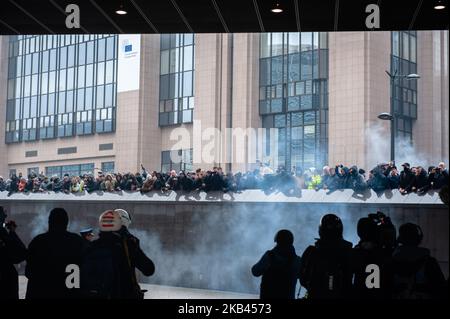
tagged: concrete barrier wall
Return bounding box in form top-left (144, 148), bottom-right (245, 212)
top-left (1, 189), bottom-right (448, 294)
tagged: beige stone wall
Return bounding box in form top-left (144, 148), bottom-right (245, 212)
top-left (193, 34), bottom-right (229, 170)
top-left (136, 34), bottom-right (162, 171)
top-left (415, 30), bottom-right (449, 164)
top-left (230, 33), bottom-right (261, 173)
top-left (6, 133), bottom-right (115, 172)
top-left (328, 31), bottom-right (391, 169)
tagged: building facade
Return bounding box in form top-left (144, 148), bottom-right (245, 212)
top-left (0, 31), bottom-right (448, 177)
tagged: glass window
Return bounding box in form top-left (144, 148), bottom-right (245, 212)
top-left (183, 71), bottom-right (193, 97)
top-left (67, 67), bottom-right (74, 90)
top-left (183, 45), bottom-right (193, 71)
top-left (31, 74), bottom-right (38, 95)
top-left (161, 50), bottom-right (169, 75)
top-left (392, 31), bottom-right (399, 57)
top-left (261, 33), bottom-right (271, 58)
top-left (105, 60), bottom-right (114, 83)
top-left (78, 65), bottom-right (85, 88)
top-left (97, 62), bottom-right (105, 85)
top-left (32, 53), bottom-right (39, 74)
top-left (86, 41), bottom-right (94, 64)
top-left (402, 32), bottom-right (409, 60)
top-left (106, 37), bottom-right (115, 60)
top-left (78, 42), bottom-right (86, 65)
top-left (67, 45), bottom-right (75, 67)
top-left (66, 90), bottom-right (74, 112)
top-left (98, 38), bottom-right (106, 61)
top-left (42, 50), bottom-right (49, 71)
top-left (271, 33), bottom-right (283, 56)
top-left (104, 84), bottom-right (113, 107)
top-left (60, 46), bottom-right (67, 68)
top-left (410, 35), bottom-right (416, 62)
top-left (301, 32), bottom-right (313, 51)
top-left (58, 69), bottom-right (66, 91)
top-left (85, 87), bottom-right (93, 109)
top-left (288, 33), bottom-right (300, 53)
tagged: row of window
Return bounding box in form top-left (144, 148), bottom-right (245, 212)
top-left (159, 34), bottom-right (195, 127)
top-left (260, 32), bottom-right (327, 58)
top-left (13, 162), bottom-right (115, 180)
top-left (9, 35), bottom-right (115, 56)
top-left (8, 61), bottom-right (116, 100)
top-left (5, 35), bottom-right (118, 144)
top-left (391, 31), bottom-right (418, 142)
top-left (260, 50), bottom-right (328, 86)
top-left (392, 31), bottom-right (417, 63)
top-left (259, 33), bottom-right (329, 170)
top-left (5, 108), bottom-right (115, 143)
top-left (7, 83), bottom-right (116, 122)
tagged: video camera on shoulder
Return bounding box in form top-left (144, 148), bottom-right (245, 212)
top-left (368, 211), bottom-right (396, 250)
top-left (368, 211), bottom-right (390, 226)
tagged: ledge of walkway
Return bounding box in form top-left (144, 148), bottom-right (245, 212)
top-left (0, 189), bottom-right (445, 206)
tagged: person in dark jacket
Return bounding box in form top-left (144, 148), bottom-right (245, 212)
top-left (399, 163), bottom-right (415, 194)
top-left (0, 207), bottom-right (27, 299)
top-left (300, 214), bottom-right (353, 299)
top-left (348, 165), bottom-right (367, 192)
top-left (418, 167), bottom-right (436, 194)
top-left (7, 174), bottom-right (19, 196)
top-left (434, 164), bottom-right (449, 190)
top-left (352, 217), bottom-right (390, 299)
top-left (0, 176), bottom-right (6, 192)
top-left (368, 166), bottom-right (388, 192)
top-left (82, 209), bottom-right (154, 299)
top-left (25, 208), bottom-right (83, 299)
top-left (325, 167), bottom-right (341, 191)
top-left (335, 166), bottom-right (351, 189)
top-left (387, 223), bottom-right (446, 299)
top-left (251, 229), bottom-right (301, 299)
top-left (61, 175), bottom-right (71, 194)
top-left (407, 166), bottom-right (428, 193)
top-left (165, 170), bottom-right (180, 191)
top-left (387, 166), bottom-right (401, 189)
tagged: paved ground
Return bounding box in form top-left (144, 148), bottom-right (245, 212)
top-left (18, 276), bottom-right (258, 299)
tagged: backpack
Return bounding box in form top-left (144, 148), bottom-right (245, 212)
top-left (302, 244), bottom-right (351, 299)
top-left (392, 256), bottom-right (432, 299)
top-left (81, 241), bottom-right (122, 299)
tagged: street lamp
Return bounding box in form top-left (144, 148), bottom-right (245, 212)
top-left (379, 70), bottom-right (420, 162)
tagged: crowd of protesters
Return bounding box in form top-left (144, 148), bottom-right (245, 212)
top-left (1, 161), bottom-right (448, 196)
top-left (1, 205), bottom-right (448, 300)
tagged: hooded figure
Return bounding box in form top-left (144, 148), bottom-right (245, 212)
top-left (300, 214), bottom-right (353, 299)
top-left (0, 207), bottom-right (27, 299)
top-left (348, 165), bottom-right (367, 192)
top-left (387, 223), bottom-right (446, 299)
top-left (352, 217), bottom-right (390, 299)
top-left (251, 229), bottom-right (301, 299)
top-left (25, 208), bottom-right (83, 299)
top-left (368, 166), bottom-right (388, 192)
top-left (399, 163), bottom-right (415, 194)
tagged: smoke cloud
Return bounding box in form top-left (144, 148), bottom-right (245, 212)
top-left (364, 122), bottom-right (438, 169)
top-left (130, 201), bottom-right (366, 295)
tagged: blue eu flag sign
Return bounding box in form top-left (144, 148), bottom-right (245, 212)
top-left (125, 44), bottom-right (133, 52)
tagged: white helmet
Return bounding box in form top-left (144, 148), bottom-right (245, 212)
top-left (99, 210), bottom-right (122, 232)
top-left (114, 209), bottom-right (131, 228)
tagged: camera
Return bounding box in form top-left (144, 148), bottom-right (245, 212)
top-left (2, 220), bottom-right (17, 230)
